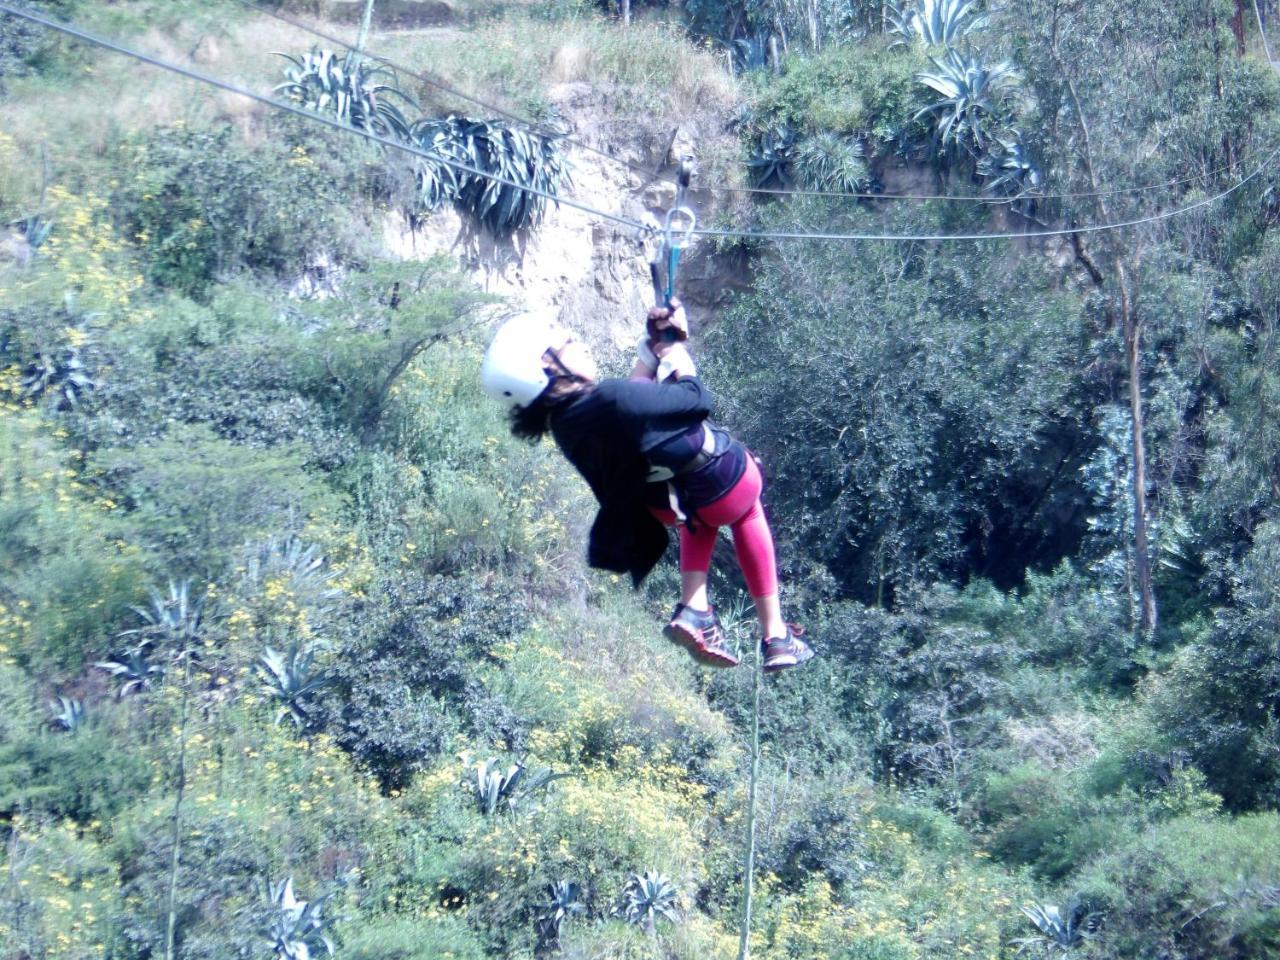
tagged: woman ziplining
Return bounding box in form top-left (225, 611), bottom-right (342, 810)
top-left (480, 299), bottom-right (814, 672)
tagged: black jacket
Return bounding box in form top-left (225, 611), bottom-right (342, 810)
top-left (550, 376), bottom-right (712, 586)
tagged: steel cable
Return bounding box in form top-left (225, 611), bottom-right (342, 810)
top-left (3, 1), bottom-right (1278, 246)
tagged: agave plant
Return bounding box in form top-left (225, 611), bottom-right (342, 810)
top-left (9, 213), bottom-right (53, 251)
top-left (96, 643), bottom-right (164, 697)
top-left (889, 0), bottom-right (988, 46)
top-left (793, 132), bottom-right (870, 193)
top-left (48, 696), bottom-right (86, 733)
top-left (622, 871), bottom-right (681, 933)
top-left (979, 129), bottom-right (1042, 197)
top-left (471, 757), bottom-right (570, 816)
top-left (242, 537), bottom-right (343, 623)
top-left (535, 879), bottom-right (586, 949)
top-left (408, 118), bottom-right (463, 213)
top-left (275, 46), bottom-right (416, 143)
top-left (1011, 900), bottom-right (1101, 954)
top-left (916, 48), bottom-right (1019, 154)
top-left (21, 344), bottom-right (93, 410)
top-left (746, 122), bottom-right (799, 189)
top-left (409, 116), bottom-right (570, 237)
top-left (258, 645), bottom-right (330, 729)
top-left (124, 580), bottom-right (206, 648)
top-left (262, 876), bottom-right (335, 960)
top-left (733, 30), bottom-right (770, 71)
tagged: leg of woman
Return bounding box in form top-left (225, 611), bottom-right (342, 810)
top-left (678, 523), bottom-right (719, 610)
top-left (646, 505), bottom-right (717, 611)
top-left (692, 457), bottom-right (787, 639)
top-left (649, 503), bottom-right (738, 666)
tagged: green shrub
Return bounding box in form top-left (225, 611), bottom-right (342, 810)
top-left (110, 811), bottom-right (278, 960)
top-left (107, 706), bottom-right (396, 957)
top-left (318, 573), bottom-right (530, 790)
top-left (349, 333), bottom-right (588, 581)
top-left (0, 818), bottom-right (129, 959)
top-left (0, 0), bottom-right (75, 94)
top-left (981, 762), bottom-right (1142, 881)
top-left (293, 260), bottom-right (489, 443)
top-left (0, 714), bottom-right (152, 825)
top-left (93, 423), bottom-right (342, 580)
top-left (1075, 814), bottom-right (1280, 960)
top-left (342, 914), bottom-right (487, 960)
top-left (0, 410), bottom-right (149, 669)
top-left (744, 40), bottom-right (932, 159)
top-left (110, 124), bottom-right (364, 299)
top-left (1142, 520), bottom-right (1280, 811)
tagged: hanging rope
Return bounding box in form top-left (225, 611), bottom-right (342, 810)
top-left (737, 636), bottom-right (763, 960)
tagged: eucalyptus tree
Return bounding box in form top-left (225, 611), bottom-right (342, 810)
top-left (993, 0), bottom-right (1280, 636)
top-left (709, 199), bottom-right (1092, 602)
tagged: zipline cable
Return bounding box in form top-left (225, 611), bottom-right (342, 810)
top-left (0, 1), bottom-right (643, 233)
top-left (229, 0), bottom-right (1261, 207)
top-left (4, 2), bottom-right (1279, 246)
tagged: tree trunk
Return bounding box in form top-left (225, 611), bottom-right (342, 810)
top-left (621, 0), bottom-right (630, 26)
top-left (1058, 60), bottom-right (1159, 637)
top-left (1232, 0), bottom-right (1247, 55)
top-left (1119, 261), bottom-right (1157, 635)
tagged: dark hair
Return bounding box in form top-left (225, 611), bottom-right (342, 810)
top-left (509, 375), bottom-right (589, 441)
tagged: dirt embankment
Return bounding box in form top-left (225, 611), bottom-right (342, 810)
top-left (384, 69), bottom-right (749, 357)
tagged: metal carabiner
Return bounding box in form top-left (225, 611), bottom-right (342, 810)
top-left (663, 205), bottom-right (697, 252)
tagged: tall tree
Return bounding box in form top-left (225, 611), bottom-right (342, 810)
top-left (1004, 0), bottom-right (1280, 634)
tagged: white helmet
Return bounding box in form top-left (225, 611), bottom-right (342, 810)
top-left (481, 314), bottom-right (561, 407)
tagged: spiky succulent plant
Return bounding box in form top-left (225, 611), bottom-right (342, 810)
top-left (258, 645), bottom-right (330, 729)
top-left (262, 876), bottom-right (336, 960)
top-left (275, 46), bottom-right (416, 143)
top-left (622, 870), bottom-right (681, 933)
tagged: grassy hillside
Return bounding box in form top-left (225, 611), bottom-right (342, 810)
top-left (3, 1), bottom-right (1280, 959)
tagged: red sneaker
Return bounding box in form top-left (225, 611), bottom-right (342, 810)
top-left (762, 625), bottom-right (814, 672)
top-left (663, 604), bottom-right (739, 668)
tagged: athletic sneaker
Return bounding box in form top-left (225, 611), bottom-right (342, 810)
top-left (762, 624), bottom-right (814, 672)
top-left (663, 604), bottom-right (739, 668)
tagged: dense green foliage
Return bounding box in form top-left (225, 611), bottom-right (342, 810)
top-left (3, 1), bottom-right (1280, 958)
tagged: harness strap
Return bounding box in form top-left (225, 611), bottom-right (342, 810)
top-left (646, 425), bottom-right (716, 483)
top-left (658, 426), bottom-right (717, 529)
top-left (667, 480), bottom-right (686, 525)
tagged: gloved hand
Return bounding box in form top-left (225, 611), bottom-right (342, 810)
top-left (646, 299), bottom-right (689, 345)
top-left (654, 341), bottom-right (696, 382)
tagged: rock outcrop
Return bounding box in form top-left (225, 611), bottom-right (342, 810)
top-left (385, 79), bottom-right (745, 357)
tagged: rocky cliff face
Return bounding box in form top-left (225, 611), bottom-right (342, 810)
top-left (383, 79), bottom-right (746, 357)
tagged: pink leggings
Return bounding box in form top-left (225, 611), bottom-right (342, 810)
top-left (647, 456), bottom-right (778, 598)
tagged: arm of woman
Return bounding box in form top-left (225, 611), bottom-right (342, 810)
top-left (642, 300), bottom-right (695, 382)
